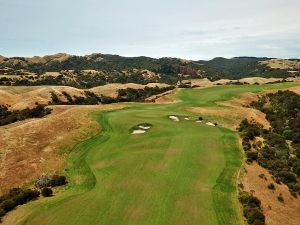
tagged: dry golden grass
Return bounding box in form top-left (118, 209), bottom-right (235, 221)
top-left (260, 59), bottom-right (300, 70)
top-left (0, 104), bottom-right (123, 195)
top-left (184, 77), bottom-right (288, 87)
top-left (239, 77), bottom-right (282, 84)
top-left (240, 163), bottom-right (300, 225)
top-left (90, 83), bottom-right (170, 98)
top-left (0, 86), bottom-right (85, 109)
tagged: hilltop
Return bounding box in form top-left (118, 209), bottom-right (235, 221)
top-left (0, 54), bottom-right (299, 88)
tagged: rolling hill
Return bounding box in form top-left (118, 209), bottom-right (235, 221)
top-left (0, 54), bottom-right (299, 88)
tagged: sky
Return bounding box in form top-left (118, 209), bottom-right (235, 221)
top-left (0, 0), bottom-right (299, 60)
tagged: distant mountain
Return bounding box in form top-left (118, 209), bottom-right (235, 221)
top-left (0, 53), bottom-right (299, 88)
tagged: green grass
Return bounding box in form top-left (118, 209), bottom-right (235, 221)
top-left (12, 83), bottom-right (300, 225)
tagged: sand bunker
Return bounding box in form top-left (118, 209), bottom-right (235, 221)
top-left (205, 122), bottom-right (215, 126)
top-left (132, 129), bottom-right (146, 134)
top-left (139, 125), bottom-right (151, 130)
top-left (184, 117), bottom-right (190, 121)
top-left (131, 123), bottom-right (152, 134)
top-left (169, 115), bottom-right (179, 122)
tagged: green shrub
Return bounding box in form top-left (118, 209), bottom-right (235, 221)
top-left (239, 191), bottom-right (265, 225)
top-left (239, 192), bottom-right (261, 208)
top-left (243, 207), bottom-right (265, 225)
top-left (50, 175), bottom-right (67, 187)
top-left (267, 183), bottom-right (275, 190)
top-left (0, 199), bottom-right (16, 212)
top-left (278, 171), bottom-right (297, 183)
top-left (283, 130), bottom-right (294, 140)
top-left (0, 209), bottom-right (5, 217)
top-left (277, 194), bottom-right (284, 202)
top-left (41, 188), bottom-right (53, 197)
top-left (247, 151), bottom-right (258, 161)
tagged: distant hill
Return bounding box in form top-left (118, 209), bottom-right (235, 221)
top-left (0, 53), bottom-right (299, 88)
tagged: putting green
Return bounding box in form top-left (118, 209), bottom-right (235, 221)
top-left (11, 83), bottom-right (300, 225)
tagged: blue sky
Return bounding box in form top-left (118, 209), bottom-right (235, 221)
top-left (0, 0), bottom-right (299, 59)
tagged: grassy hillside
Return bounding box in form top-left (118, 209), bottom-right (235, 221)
top-left (0, 54), bottom-right (299, 88)
top-left (4, 82), bottom-right (300, 225)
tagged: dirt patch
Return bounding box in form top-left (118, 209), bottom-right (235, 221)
top-left (0, 104), bottom-right (123, 194)
top-left (240, 163), bottom-right (300, 225)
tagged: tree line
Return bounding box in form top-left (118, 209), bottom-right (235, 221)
top-left (0, 104), bottom-right (52, 126)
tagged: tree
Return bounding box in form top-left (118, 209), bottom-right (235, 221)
top-left (41, 187), bottom-right (53, 197)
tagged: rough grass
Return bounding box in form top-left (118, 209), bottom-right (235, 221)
top-left (4, 82), bottom-right (300, 225)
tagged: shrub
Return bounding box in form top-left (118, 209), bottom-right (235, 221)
top-left (35, 175), bottom-right (50, 188)
top-left (267, 183), bottom-right (275, 190)
top-left (239, 192), bottom-right (261, 208)
top-left (0, 199), bottom-right (16, 212)
top-left (247, 151), bottom-right (258, 161)
top-left (278, 171), bottom-right (297, 183)
top-left (0, 104), bottom-right (52, 126)
top-left (283, 130), bottom-right (294, 140)
top-left (0, 208), bottom-right (5, 217)
top-left (239, 191), bottom-right (265, 225)
top-left (50, 175), bottom-right (67, 187)
top-left (41, 188), bottom-right (53, 197)
top-left (243, 207), bottom-right (265, 225)
top-left (290, 191), bottom-right (298, 198)
top-left (277, 194), bottom-right (284, 202)
top-left (0, 188), bottom-right (40, 220)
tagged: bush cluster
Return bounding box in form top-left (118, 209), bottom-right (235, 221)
top-left (239, 191), bottom-right (265, 225)
top-left (0, 188), bottom-right (40, 222)
top-left (49, 86), bottom-right (175, 105)
top-left (0, 104), bottom-right (52, 126)
top-left (41, 188), bottom-right (53, 197)
top-left (35, 175), bottom-right (67, 189)
top-left (239, 90), bottom-right (300, 196)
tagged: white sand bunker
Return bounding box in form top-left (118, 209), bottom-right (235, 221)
top-left (184, 117), bottom-right (190, 121)
top-left (169, 115), bottom-right (179, 122)
top-left (206, 122), bottom-right (215, 126)
top-left (196, 120), bottom-right (202, 123)
top-left (131, 123), bottom-right (152, 134)
top-left (132, 129), bottom-right (146, 134)
top-left (139, 125), bottom-right (151, 130)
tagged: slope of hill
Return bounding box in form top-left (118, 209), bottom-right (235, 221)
top-left (2, 82), bottom-right (300, 225)
top-left (0, 54), bottom-right (299, 88)
top-left (0, 83), bottom-right (172, 110)
top-left (198, 57), bottom-right (300, 80)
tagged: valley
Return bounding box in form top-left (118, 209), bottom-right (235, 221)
top-left (1, 82), bottom-right (300, 225)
